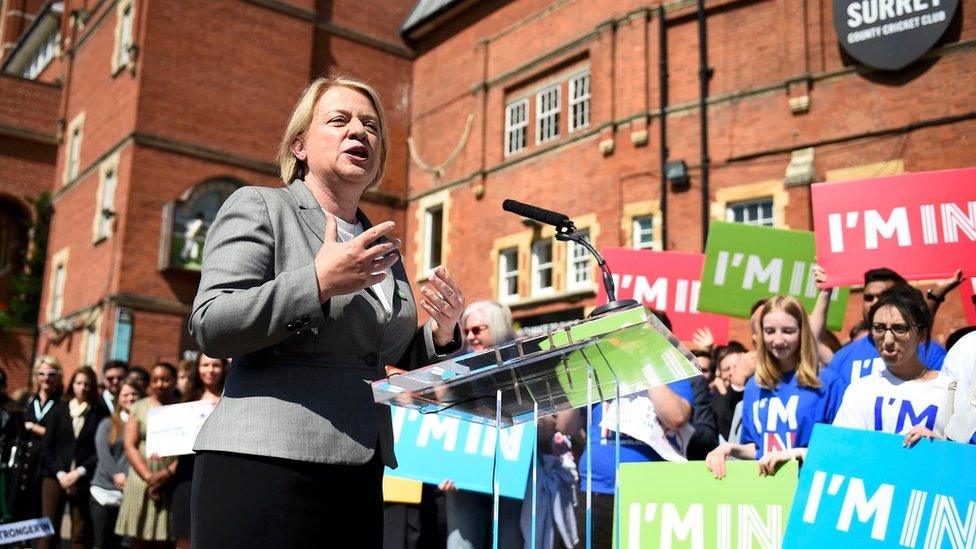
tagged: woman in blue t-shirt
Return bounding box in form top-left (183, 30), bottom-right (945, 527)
top-left (706, 295), bottom-right (842, 478)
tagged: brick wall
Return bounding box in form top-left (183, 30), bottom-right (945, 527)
top-left (405, 0), bottom-right (976, 346)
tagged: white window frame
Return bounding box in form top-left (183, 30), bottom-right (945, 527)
top-left (22, 30), bottom-right (59, 79)
top-left (568, 71), bottom-right (590, 133)
top-left (566, 229), bottom-right (593, 290)
top-left (535, 84), bottom-right (560, 144)
top-left (48, 250), bottom-right (68, 321)
top-left (726, 197), bottom-right (775, 227)
top-left (504, 99), bottom-right (528, 157)
top-left (632, 215), bottom-right (655, 250)
top-left (94, 158), bottom-right (119, 242)
top-left (422, 204), bottom-right (444, 274)
top-left (63, 113), bottom-right (85, 185)
top-left (114, 1), bottom-right (134, 71)
top-left (82, 319), bottom-right (101, 367)
top-left (530, 239), bottom-right (554, 296)
top-left (498, 248), bottom-right (519, 302)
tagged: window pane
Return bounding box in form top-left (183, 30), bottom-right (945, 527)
top-left (727, 198), bottom-right (774, 227)
top-left (505, 100), bottom-right (528, 156)
top-left (633, 216), bottom-right (654, 250)
top-left (425, 206), bottom-right (443, 270)
top-left (536, 85), bottom-right (560, 144)
top-left (569, 72), bottom-right (590, 132)
top-left (499, 248), bottom-right (519, 299)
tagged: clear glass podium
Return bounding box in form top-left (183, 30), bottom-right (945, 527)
top-left (372, 306), bottom-right (702, 548)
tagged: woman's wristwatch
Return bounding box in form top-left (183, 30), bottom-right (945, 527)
top-left (926, 288), bottom-right (945, 303)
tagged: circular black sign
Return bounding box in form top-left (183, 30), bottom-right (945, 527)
top-left (833, 0), bottom-right (958, 70)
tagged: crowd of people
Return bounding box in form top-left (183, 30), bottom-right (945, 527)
top-left (6, 74), bottom-right (972, 549)
top-left (0, 354), bottom-right (227, 548)
top-left (383, 265), bottom-right (975, 549)
top-left (1, 281), bottom-right (972, 549)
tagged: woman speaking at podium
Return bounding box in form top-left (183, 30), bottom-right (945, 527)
top-left (188, 75), bottom-right (463, 548)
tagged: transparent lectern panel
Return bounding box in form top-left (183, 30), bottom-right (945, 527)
top-left (372, 306), bottom-right (702, 426)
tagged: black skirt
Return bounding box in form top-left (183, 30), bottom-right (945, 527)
top-left (191, 450), bottom-right (384, 548)
top-left (169, 455), bottom-right (195, 539)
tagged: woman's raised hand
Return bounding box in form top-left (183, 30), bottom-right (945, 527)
top-left (314, 217), bottom-right (401, 303)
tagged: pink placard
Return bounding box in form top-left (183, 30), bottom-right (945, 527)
top-left (812, 168), bottom-right (976, 286)
top-left (597, 248), bottom-right (730, 344)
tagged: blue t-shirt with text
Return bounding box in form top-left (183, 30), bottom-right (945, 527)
top-left (740, 368), bottom-right (844, 460)
top-left (827, 335), bottom-right (945, 389)
top-left (578, 379), bottom-right (694, 495)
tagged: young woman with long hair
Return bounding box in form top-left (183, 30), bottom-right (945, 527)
top-left (115, 362), bottom-right (180, 548)
top-left (170, 354), bottom-right (226, 548)
top-left (37, 366), bottom-right (110, 548)
top-left (90, 379), bottom-right (145, 549)
top-left (705, 295), bottom-right (843, 478)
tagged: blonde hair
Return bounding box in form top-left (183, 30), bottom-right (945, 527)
top-left (276, 75), bottom-right (389, 188)
top-left (755, 295), bottom-right (821, 390)
top-left (31, 355), bottom-right (64, 398)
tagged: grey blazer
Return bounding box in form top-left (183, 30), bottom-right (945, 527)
top-left (189, 180), bottom-right (457, 467)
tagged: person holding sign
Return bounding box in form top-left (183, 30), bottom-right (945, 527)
top-left (170, 354), bottom-right (225, 549)
top-left (705, 296), bottom-right (843, 479)
top-left (188, 75), bottom-right (463, 548)
top-left (37, 367), bottom-right (109, 549)
top-left (826, 268), bottom-right (955, 390)
top-left (115, 362), bottom-right (180, 546)
top-left (831, 286), bottom-right (972, 445)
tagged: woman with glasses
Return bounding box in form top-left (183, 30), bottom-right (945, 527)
top-left (37, 366), bottom-right (110, 549)
top-left (831, 285), bottom-right (969, 445)
top-left (705, 295), bottom-right (844, 478)
top-left (436, 300), bottom-right (524, 549)
top-left (12, 355), bottom-right (64, 521)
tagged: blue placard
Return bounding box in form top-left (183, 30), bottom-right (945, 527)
top-left (784, 424), bottom-right (976, 547)
top-left (386, 406), bottom-right (535, 498)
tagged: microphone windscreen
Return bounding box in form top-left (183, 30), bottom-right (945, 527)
top-left (502, 199), bottom-right (569, 227)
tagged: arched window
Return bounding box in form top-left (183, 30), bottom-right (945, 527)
top-left (159, 178), bottom-right (244, 271)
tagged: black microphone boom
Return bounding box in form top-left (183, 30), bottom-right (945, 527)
top-left (501, 199), bottom-right (639, 318)
top-left (501, 199), bottom-right (572, 229)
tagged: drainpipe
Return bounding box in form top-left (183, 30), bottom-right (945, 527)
top-left (697, 0), bottom-right (711, 250)
top-left (658, 6), bottom-right (669, 250)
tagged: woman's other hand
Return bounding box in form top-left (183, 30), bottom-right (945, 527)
top-left (421, 266), bottom-right (465, 346)
top-left (113, 473), bottom-right (127, 490)
top-left (314, 218), bottom-right (402, 303)
top-left (58, 469), bottom-right (81, 490)
top-left (438, 478), bottom-right (458, 493)
top-left (705, 444), bottom-right (733, 479)
top-left (757, 449), bottom-right (801, 476)
top-left (903, 425), bottom-right (942, 448)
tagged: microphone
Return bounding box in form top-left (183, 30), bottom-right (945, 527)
top-left (501, 199), bottom-right (639, 318)
top-left (502, 200), bottom-right (572, 229)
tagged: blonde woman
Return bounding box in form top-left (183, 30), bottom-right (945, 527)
top-left (12, 355), bottom-right (64, 521)
top-left (189, 75), bottom-right (464, 548)
top-left (705, 296), bottom-right (844, 478)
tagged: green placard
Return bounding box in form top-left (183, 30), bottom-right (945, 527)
top-left (699, 221), bottom-right (850, 330)
top-left (614, 461), bottom-right (798, 548)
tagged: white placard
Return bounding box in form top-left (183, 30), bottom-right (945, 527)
top-left (0, 518), bottom-right (55, 544)
top-left (599, 395), bottom-right (694, 463)
top-left (145, 400), bottom-right (216, 457)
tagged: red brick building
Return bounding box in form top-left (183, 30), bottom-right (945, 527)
top-left (0, 0), bottom-right (413, 382)
top-left (0, 0), bottom-right (973, 386)
top-left (400, 0), bottom-right (974, 345)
